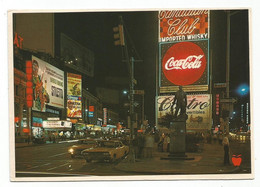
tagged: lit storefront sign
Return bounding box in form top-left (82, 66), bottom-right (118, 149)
top-left (26, 60), bottom-right (33, 108)
top-left (157, 94), bottom-right (212, 130)
top-left (42, 120), bottom-right (72, 129)
top-left (67, 73), bottom-right (82, 118)
top-left (32, 56), bottom-right (64, 112)
top-left (32, 117), bottom-right (43, 127)
top-left (216, 94), bottom-right (220, 115)
top-left (158, 10), bottom-right (209, 42)
top-left (13, 32), bottom-right (24, 49)
top-left (103, 108), bottom-right (108, 125)
top-left (160, 41), bottom-right (209, 87)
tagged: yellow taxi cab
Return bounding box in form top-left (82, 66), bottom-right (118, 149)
top-left (68, 139), bottom-right (99, 158)
top-left (81, 140), bottom-right (129, 163)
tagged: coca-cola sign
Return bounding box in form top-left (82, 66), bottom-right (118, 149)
top-left (159, 10), bottom-right (209, 42)
top-left (161, 41), bottom-right (207, 86)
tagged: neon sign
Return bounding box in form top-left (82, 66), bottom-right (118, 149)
top-left (159, 10), bottom-right (209, 42)
top-left (14, 32), bottom-right (24, 49)
top-left (26, 60), bottom-right (33, 108)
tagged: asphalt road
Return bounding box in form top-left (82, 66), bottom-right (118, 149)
top-left (15, 138), bottom-right (252, 177)
top-left (15, 142), bottom-right (130, 177)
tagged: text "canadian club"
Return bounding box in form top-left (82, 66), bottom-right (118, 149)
top-left (165, 55), bottom-right (204, 70)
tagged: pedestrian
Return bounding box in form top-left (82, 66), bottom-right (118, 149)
top-left (144, 133), bottom-right (154, 158)
top-left (137, 133), bottom-right (145, 158)
top-left (163, 134), bottom-right (170, 152)
top-left (27, 135), bottom-right (31, 144)
top-left (222, 136), bottom-right (230, 165)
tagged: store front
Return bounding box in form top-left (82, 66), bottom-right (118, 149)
top-left (42, 120), bottom-right (72, 142)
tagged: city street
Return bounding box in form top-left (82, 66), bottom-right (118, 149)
top-left (15, 136), bottom-right (251, 177)
top-left (15, 141), bottom-right (132, 177)
top-left (10, 9), bottom-right (252, 181)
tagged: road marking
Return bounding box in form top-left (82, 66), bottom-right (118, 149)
top-left (46, 163), bottom-right (70, 171)
top-left (29, 163), bottom-right (51, 169)
top-left (48, 152), bottom-right (67, 158)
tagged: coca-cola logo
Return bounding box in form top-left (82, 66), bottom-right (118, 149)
top-left (162, 42), bottom-right (207, 86)
top-left (165, 55), bottom-right (203, 70)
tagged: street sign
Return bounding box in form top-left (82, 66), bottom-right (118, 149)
top-left (220, 98), bottom-right (237, 103)
top-left (214, 83), bottom-right (227, 88)
top-left (132, 90), bottom-right (145, 95)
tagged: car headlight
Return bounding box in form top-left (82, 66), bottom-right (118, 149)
top-left (68, 148), bottom-right (74, 153)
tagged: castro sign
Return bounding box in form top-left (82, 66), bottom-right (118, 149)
top-left (161, 41), bottom-right (207, 86)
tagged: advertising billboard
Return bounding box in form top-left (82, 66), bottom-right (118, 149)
top-left (157, 94), bottom-right (212, 130)
top-left (67, 73), bottom-right (82, 96)
top-left (160, 40), bottom-right (209, 90)
top-left (159, 10), bottom-right (209, 42)
top-left (60, 33), bottom-right (94, 77)
top-left (67, 73), bottom-right (82, 118)
top-left (32, 56), bottom-right (64, 112)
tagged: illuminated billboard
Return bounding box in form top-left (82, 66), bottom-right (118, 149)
top-left (32, 56), bottom-right (64, 112)
top-left (157, 94), bottom-right (212, 130)
top-left (67, 73), bottom-right (82, 118)
top-left (160, 40), bottom-right (209, 90)
top-left (159, 10), bottom-right (209, 42)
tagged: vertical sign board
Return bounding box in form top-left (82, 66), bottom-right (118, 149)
top-left (26, 60), bottom-right (33, 108)
top-left (157, 94), bottom-right (212, 131)
top-left (67, 73), bottom-right (82, 118)
top-left (158, 10), bottom-right (210, 92)
top-left (103, 108), bottom-right (108, 125)
top-left (32, 56), bottom-right (64, 112)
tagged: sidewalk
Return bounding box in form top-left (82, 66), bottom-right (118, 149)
top-left (115, 143), bottom-right (239, 175)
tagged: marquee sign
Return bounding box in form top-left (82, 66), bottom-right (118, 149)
top-left (159, 10), bottom-right (209, 42)
top-left (160, 40), bottom-right (209, 87)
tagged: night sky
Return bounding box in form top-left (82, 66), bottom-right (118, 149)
top-left (54, 10), bottom-right (249, 124)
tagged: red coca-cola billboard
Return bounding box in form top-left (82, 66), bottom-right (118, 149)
top-left (160, 40), bottom-right (208, 87)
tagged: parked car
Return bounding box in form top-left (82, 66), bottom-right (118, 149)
top-left (68, 139), bottom-right (99, 158)
top-left (81, 140), bottom-right (129, 163)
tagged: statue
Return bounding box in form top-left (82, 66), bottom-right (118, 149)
top-left (171, 86), bottom-right (187, 120)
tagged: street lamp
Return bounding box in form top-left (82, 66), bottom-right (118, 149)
top-left (123, 90), bottom-right (128, 95)
top-left (237, 84), bottom-right (249, 96)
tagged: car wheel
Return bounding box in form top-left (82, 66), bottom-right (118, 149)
top-left (86, 159), bottom-right (92, 163)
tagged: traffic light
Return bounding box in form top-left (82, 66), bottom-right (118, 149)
top-left (113, 24), bottom-right (125, 46)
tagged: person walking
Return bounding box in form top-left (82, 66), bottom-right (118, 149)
top-left (144, 133), bottom-right (154, 158)
top-left (222, 136), bottom-right (230, 165)
top-left (163, 134), bottom-right (170, 152)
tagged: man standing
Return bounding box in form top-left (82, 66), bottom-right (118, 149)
top-left (171, 86), bottom-right (187, 118)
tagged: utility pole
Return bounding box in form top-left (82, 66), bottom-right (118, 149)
top-left (113, 15), bottom-right (135, 162)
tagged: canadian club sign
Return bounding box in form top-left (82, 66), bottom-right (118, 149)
top-left (160, 41), bottom-right (208, 87)
top-left (159, 10), bottom-right (209, 42)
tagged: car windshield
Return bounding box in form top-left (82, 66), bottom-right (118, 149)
top-left (99, 141), bottom-right (117, 148)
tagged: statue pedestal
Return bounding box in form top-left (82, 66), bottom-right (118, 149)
top-left (161, 119), bottom-right (194, 160)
